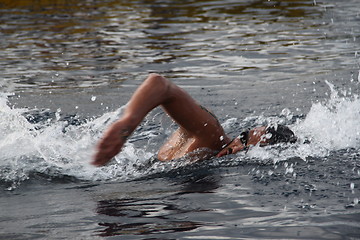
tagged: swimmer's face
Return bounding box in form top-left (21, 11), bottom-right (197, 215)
top-left (216, 126), bottom-right (270, 158)
top-left (216, 137), bottom-right (245, 157)
top-left (247, 126), bottom-right (270, 146)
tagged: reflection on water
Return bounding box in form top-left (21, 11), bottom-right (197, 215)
top-left (2, 0), bottom-right (358, 92)
top-left (95, 171), bottom-right (219, 237)
top-left (97, 197), bottom-right (203, 236)
top-left (98, 221), bottom-right (200, 237)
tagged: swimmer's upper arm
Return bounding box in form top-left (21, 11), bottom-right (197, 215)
top-left (161, 83), bottom-right (227, 149)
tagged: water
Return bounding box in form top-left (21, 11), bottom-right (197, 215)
top-left (1, 0), bottom-right (360, 239)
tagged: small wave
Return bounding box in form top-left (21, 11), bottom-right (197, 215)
top-left (1, 80), bottom-right (359, 189)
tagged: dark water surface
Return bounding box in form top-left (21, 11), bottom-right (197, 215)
top-left (1, 0), bottom-right (360, 239)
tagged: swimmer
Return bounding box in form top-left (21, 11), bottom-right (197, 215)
top-left (92, 73), bottom-right (296, 166)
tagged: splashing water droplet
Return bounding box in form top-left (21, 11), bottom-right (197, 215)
top-left (55, 108), bottom-right (62, 120)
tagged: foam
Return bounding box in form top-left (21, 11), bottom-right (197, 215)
top-left (245, 81), bottom-right (360, 163)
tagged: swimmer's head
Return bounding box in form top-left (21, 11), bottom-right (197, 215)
top-left (265, 124), bottom-right (297, 145)
top-left (216, 124), bottom-right (297, 158)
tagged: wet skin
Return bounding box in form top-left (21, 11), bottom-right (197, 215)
top-left (93, 74), bottom-right (270, 166)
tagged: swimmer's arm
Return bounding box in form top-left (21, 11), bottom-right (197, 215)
top-left (93, 74), bottom-right (167, 166)
top-left (93, 73), bottom-right (229, 166)
top-left (159, 84), bottom-right (230, 155)
top-left (92, 117), bottom-right (135, 166)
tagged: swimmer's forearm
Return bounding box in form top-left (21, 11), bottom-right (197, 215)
top-left (93, 74), bottom-right (170, 166)
top-left (92, 116), bottom-right (138, 166)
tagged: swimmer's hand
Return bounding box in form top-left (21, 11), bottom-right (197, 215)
top-left (216, 137), bottom-right (245, 158)
top-left (92, 121), bottom-right (132, 167)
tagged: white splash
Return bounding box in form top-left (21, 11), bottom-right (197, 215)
top-left (0, 95), bottom-right (138, 187)
top-left (296, 81), bottom-right (360, 150)
top-left (246, 80), bottom-right (360, 163)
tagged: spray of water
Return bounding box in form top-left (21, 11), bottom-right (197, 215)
top-left (241, 80), bottom-right (360, 164)
top-left (0, 80), bottom-right (359, 188)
